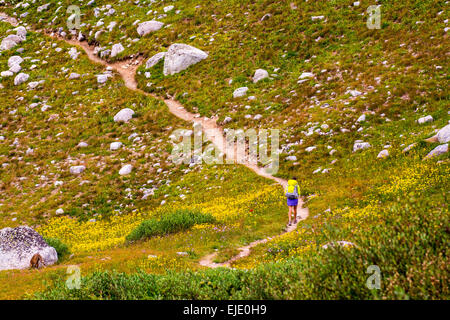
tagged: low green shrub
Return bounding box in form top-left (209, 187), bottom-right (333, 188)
top-left (126, 209), bottom-right (217, 242)
top-left (43, 237), bottom-right (71, 262)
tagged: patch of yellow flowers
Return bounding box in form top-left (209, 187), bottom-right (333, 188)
top-left (377, 163), bottom-right (446, 197)
top-left (38, 185), bottom-right (282, 254)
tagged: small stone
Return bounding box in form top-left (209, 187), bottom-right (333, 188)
top-left (111, 43), bottom-right (124, 57)
top-left (377, 149), bottom-right (389, 158)
top-left (119, 164), bottom-right (133, 175)
top-left (353, 141), bottom-right (371, 152)
top-left (424, 144), bottom-right (448, 159)
top-left (70, 165), bottom-right (86, 175)
top-left (145, 52), bottom-right (166, 69)
top-left (14, 73), bottom-right (29, 85)
top-left (233, 87), bottom-right (248, 98)
top-left (114, 108), bottom-right (135, 123)
top-left (417, 115), bottom-right (433, 124)
top-left (253, 69), bottom-right (269, 83)
top-left (110, 142), bottom-right (123, 150)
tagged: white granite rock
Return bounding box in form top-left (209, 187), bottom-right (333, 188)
top-left (163, 43), bottom-right (208, 75)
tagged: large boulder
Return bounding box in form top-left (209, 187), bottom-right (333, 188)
top-left (163, 43), bottom-right (208, 76)
top-left (0, 226), bottom-right (58, 271)
top-left (137, 21), bottom-right (164, 37)
top-left (146, 52), bottom-right (166, 69)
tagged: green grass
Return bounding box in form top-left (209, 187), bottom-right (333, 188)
top-left (126, 209), bottom-right (217, 242)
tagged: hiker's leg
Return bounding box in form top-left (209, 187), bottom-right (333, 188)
top-left (288, 206), bottom-right (292, 223)
top-left (294, 205), bottom-right (298, 222)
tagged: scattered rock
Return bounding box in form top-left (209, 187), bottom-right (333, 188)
top-left (97, 74), bottom-right (109, 84)
top-left (417, 115), bottom-right (433, 124)
top-left (8, 56), bottom-right (23, 68)
top-left (223, 116), bottom-right (232, 124)
top-left (137, 21), bottom-right (164, 37)
top-left (110, 142), bottom-right (123, 150)
top-left (163, 43), bottom-right (208, 76)
top-left (425, 124), bottom-right (450, 144)
top-left (356, 114), bottom-right (366, 123)
top-left (322, 241), bottom-right (355, 249)
top-left (424, 144), bottom-right (448, 159)
top-left (14, 73), bottom-right (29, 85)
top-left (1, 34), bottom-right (23, 51)
top-left (1, 70), bottom-right (13, 77)
top-left (253, 69), bottom-right (269, 83)
top-left (145, 52), bottom-right (166, 69)
top-left (69, 73), bottom-right (80, 80)
top-left (119, 164), bottom-right (133, 176)
top-left (299, 72), bottom-right (314, 79)
top-left (68, 47), bottom-right (79, 60)
top-left (164, 5), bottom-right (175, 13)
top-left (377, 149), bottom-right (389, 158)
top-left (114, 108), bottom-right (135, 123)
top-left (70, 165), bottom-right (86, 175)
top-left (353, 141), bottom-right (371, 152)
top-left (233, 87), bottom-right (249, 98)
top-left (111, 43), bottom-right (124, 57)
top-left (402, 143), bottom-right (417, 153)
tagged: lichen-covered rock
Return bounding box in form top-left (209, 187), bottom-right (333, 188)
top-left (0, 226), bottom-right (58, 271)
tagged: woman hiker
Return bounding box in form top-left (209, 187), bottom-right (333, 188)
top-left (285, 177), bottom-right (299, 226)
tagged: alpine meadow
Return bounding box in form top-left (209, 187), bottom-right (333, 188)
top-left (0, 0), bottom-right (448, 303)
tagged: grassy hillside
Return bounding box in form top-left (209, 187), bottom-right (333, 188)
top-left (0, 0), bottom-right (448, 299)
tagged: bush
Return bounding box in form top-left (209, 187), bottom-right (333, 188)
top-left (43, 237), bottom-right (71, 262)
top-left (126, 209), bottom-right (217, 242)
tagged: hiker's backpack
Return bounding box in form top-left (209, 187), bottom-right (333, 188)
top-left (286, 184), bottom-right (299, 200)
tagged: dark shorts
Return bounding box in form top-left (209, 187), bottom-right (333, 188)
top-left (287, 198), bottom-right (298, 207)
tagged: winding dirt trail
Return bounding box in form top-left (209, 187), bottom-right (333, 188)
top-left (1, 13), bottom-right (309, 267)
